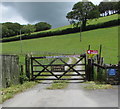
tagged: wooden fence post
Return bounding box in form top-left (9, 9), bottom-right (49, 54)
top-left (20, 65), bottom-right (24, 84)
top-left (97, 54), bottom-right (99, 80)
top-left (25, 54), bottom-right (30, 81)
top-left (118, 61), bottom-right (120, 85)
top-left (88, 45), bottom-right (91, 50)
top-left (99, 44), bottom-right (102, 58)
top-left (96, 54), bottom-right (103, 81)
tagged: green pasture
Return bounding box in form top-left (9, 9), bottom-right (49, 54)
top-left (87, 14), bottom-right (119, 25)
top-left (2, 26), bottom-right (118, 64)
top-left (3, 14), bottom-right (119, 40)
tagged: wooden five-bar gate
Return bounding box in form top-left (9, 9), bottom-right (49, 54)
top-left (25, 54), bottom-right (87, 81)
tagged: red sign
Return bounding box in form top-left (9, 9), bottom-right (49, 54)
top-left (87, 50), bottom-right (98, 54)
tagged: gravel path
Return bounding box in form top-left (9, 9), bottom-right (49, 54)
top-left (2, 57), bottom-right (118, 107)
top-left (67, 57), bottom-right (85, 89)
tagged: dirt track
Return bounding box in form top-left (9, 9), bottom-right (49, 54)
top-left (2, 58), bottom-right (118, 107)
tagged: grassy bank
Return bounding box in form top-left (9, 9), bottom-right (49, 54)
top-left (83, 81), bottom-right (114, 90)
top-left (46, 80), bottom-right (68, 90)
top-left (0, 81), bottom-right (37, 103)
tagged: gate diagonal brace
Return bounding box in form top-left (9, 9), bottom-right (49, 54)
top-left (33, 58), bottom-right (59, 80)
top-left (58, 57), bottom-right (85, 79)
top-left (32, 58), bottom-right (59, 80)
top-left (59, 58), bottom-right (82, 76)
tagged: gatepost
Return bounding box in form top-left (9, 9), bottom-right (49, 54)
top-left (87, 50), bottom-right (98, 81)
top-left (87, 59), bottom-right (94, 81)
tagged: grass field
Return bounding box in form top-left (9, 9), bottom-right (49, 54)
top-left (2, 26), bottom-right (118, 64)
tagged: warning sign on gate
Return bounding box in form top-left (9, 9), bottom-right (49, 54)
top-left (87, 50), bottom-right (98, 54)
top-left (87, 50), bottom-right (98, 58)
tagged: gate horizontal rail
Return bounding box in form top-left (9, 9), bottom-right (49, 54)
top-left (35, 78), bottom-right (86, 80)
top-left (33, 64), bottom-right (85, 66)
top-left (31, 54), bottom-right (86, 59)
top-left (33, 74), bottom-right (86, 76)
top-left (93, 63), bottom-right (118, 69)
top-left (33, 70), bottom-right (85, 72)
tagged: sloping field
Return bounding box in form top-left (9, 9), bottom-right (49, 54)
top-left (44, 14), bottom-right (119, 31)
top-left (3, 14), bottom-right (118, 40)
top-left (2, 26), bottom-right (118, 64)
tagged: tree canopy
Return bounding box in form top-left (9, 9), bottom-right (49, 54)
top-left (2, 22), bottom-right (22, 38)
top-left (2, 22), bottom-right (52, 38)
top-left (22, 24), bottom-right (36, 35)
top-left (99, 2), bottom-right (118, 16)
top-left (66, 2), bottom-right (100, 29)
top-left (35, 22), bottom-right (51, 32)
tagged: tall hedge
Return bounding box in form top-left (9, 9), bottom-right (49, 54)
top-left (1, 19), bottom-right (120, 43)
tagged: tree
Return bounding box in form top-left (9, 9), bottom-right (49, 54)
top-left (118, 1), bottom-right (120, 14)
top-left (12, 23), bottom-right (22, 35)
top-left (22, 24), bottom-right (36, 35)
top-left (66, 11), bottom-right (77, 27)
top-left (98, 1), bottom-right (119, 16)
top-left (109, 2), bottom-right (118, 14)
top-left (3, 22), bottom-right (22, 35)
top-left (2, 25), bottom-right (9, 38)
top-left (35, 22), bottom-right (51, 32)
top-left (66, 1), bottom-right (100, 29)
top-left (98, 2), bottom-right (106, 16)
top-left (2, 24), bottom-right (15, 37)
top-left (113, 1), bottom-right (119, 14)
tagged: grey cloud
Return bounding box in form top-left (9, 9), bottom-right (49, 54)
top-left (2, 2), bottom-right (75, 28)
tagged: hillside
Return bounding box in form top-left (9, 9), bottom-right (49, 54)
top-left (2, 26), bottom-right (118, 64)
top-left (51, 14), bottom-right (119, 30)
top-left (2, 14), bottom-right (119, 42)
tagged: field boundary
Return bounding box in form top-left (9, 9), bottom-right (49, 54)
top-left (1, 19), bottom-right (120, 43)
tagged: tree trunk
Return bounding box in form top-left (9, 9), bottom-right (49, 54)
top-left (102, 13), bottom-right (104, 17)
top-left (106, 11), bottom-right (109, 16)
top-left (104, 13), bottom-right (106, 17)
top-left (82, 19), bottom-right (86, 30)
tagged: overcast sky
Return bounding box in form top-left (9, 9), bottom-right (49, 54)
top-left (1, 0), bottom-right (103, 28)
